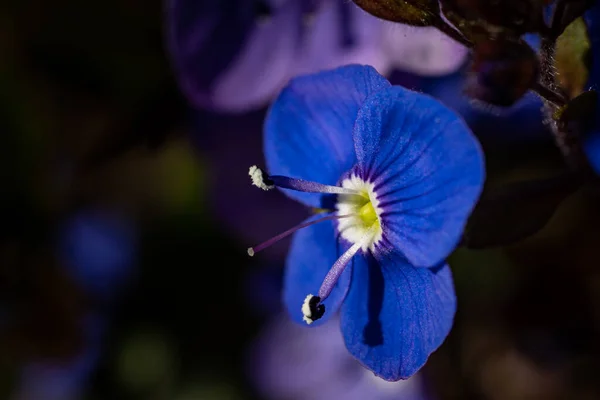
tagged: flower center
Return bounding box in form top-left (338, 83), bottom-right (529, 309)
top-left (336, 176), bottom-right (383, 252)
top-left (246, 166), bottom-right (384, 325)
top-left (359, 202), bottom-right (378, 225)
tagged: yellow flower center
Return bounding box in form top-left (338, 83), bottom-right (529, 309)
top-left (336, 176), bottom-right (383, 251)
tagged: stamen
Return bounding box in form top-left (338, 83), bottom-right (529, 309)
top-left (248, 165), bottom-right (362, 196)
top-left (302, 295), bottom-right (324, 325)
top-left (269, 175), bottom-right (361, 195)
top-left (301, 225), bottom-right (376, 325)
top-left (249, 165), bottom-right (274, 191)
top-left (247, 213), bottom-right (352, 257)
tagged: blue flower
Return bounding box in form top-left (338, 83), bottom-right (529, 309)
top-left (583, 3), bottom-right (600, 174)
top-left (248, 64), bottom-right (485, 380)
top-left (58, 209), bottom-right (138, 301)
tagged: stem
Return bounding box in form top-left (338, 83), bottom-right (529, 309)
top-left (550, 0), bottom-right (569, 39)
top-left (539, 38), bottom-right (557, 88)
top-left (549, 0), bottom-right (594, 39)
top-left (532, 81), bottom-right (567, 107)
top-left (538, 36), bottom-right (586, 170)
top-left (432, 16), bottom-right (473, 48)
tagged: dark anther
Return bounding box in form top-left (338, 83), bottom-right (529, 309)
top-left (309, 296), bottom-right (326, 321)
top-left (263, 174), bottom-right (274, 187)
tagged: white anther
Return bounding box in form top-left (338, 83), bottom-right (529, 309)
top-left (302, 294), bottom-right (317, 325)
top-left (249, 165), bottom-right (274, 191)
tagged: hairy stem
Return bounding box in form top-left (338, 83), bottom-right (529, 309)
top-left (538, 36), bottom-right (585, 169)
top-left (432, 16), bottom-right (473, 48)
top-left (532, 82), bottom-right (567, 107)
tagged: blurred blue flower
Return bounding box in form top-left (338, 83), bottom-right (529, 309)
top-left (57, 209), bottom-right (137, 301)
top-left (420, 68), bottom-right (548, 143)
top-left (166, 0), bottom-right (468, 112)
top-left (12, 314), bottom-right (105, 400)
top-left (249, 65), bottom-right (484, 380)
top-left (249, 315), bottom-right (430, 400)
top-left (413, 33), bottom-right (549, 145)
top-left (584, 3), bottom-right (600, 174)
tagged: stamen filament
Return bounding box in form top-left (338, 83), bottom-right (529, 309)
top-left (247, 213), bottom-right (352, 256)
top-left (248, 165), bottom-right (362, 196)
top-left (318, 224), bottom-right (376, 300)
top-left (269, 175), bottom-right (362, 195)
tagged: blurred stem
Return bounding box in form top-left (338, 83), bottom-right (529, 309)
top-left (549, 0), bottom-right (595, 39)
top-left (538, 36), bottom-right (586, 170)
top-left (433, 17), bottom-right (473, 48)
top-left (533, 38), bottom-right (568, 113)
top-left (532, 81), bottom-right (567, 107)
top-left (550, 0), bottom-right (569, 39)
top-left (539, 38), bottom-right (560, 97)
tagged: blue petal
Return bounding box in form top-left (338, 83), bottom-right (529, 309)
top-left (340, 256), bottom-right (456, 381)
top-left (353, 86), bottom-right (485, 267)
top-left (283, 217), bottom-right (353, 326)
top-left (265, 64), bottom-right (391, 208)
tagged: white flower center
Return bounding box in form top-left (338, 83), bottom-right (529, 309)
top-left (336, 176), bottom-right (383, 251)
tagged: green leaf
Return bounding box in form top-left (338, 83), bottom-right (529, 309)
top-left (556, 90), bottom-right (598, 135)
top-left (555, 17), bottom-right (591, 98)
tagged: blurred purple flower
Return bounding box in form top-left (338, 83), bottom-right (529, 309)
top-left (167, 0), bottom-right (468, 113)
top-left (177, 0), bottom-right (469, 252)
top-left (12, 314), bottom-right (105, 400)
top-left (57, 209), bottom-right (138, 301)
top-left (249, 315), bottom-right (430, 400)
top-left (381, 25), bottom-right (468, 77)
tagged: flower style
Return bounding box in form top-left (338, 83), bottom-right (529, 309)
top-left (166, 0), bottom-right (468, 112)
top-left (248, 64), bottom-right (485, 380)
